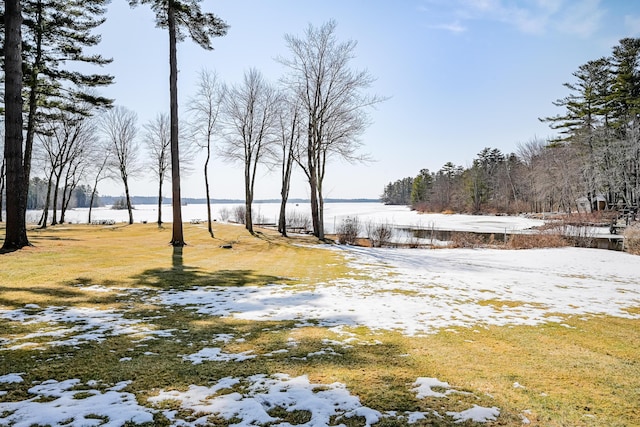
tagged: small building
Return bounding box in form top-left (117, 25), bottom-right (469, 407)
top-left (576, 194), bottom-right (607, 213)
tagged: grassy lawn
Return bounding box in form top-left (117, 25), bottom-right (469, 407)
top-left (1, 222), bottom-right (639, 426)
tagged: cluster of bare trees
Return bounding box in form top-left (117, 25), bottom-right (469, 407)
top-left (3, 9), bottom-right (379, 249)
top-left (383, 37), bottom-right (640, 215)
top-left (189, 20), bottom-right (382, 239)
top-left (1, 0), bottom-right (228, 250)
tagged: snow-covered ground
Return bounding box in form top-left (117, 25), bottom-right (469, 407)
top-left (2, 209), bottom-right (639, 426)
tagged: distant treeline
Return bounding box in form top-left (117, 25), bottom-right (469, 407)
top-left (99, 196), bottom-right (379, 206)
top-left (383, 38), bottom-right (640, 214)
top-left (27, 179), bottom-right (100, 210)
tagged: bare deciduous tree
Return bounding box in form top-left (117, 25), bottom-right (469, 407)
top-left (37, 114), bottom-right (95, 227)
top-left (189, 69), bottom-right (225, 237)
top-left (144, 113), bottom-right (171, 227)
top-left (279, 20), bottom-right (383, 239)
top-left (275, 90), bottom-right (302, 237)
top-left (100, 106), bottom-right (140, 225)
top-left (220, 68), bottom-right (280, 234)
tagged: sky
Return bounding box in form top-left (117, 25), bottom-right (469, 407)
top-left (91, 0), bottom-right (640, 200)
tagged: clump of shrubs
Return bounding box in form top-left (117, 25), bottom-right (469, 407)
top-left (624, 224), bottom-right (640, 255)
top-left (337, 216), bottom-right (361, 245)
top-left (365, 220), bottom-right (394, 248)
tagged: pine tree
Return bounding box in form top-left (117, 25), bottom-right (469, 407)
top-left (129, 0), bottom-right (228, 246)
top-left (1, 0), bottom-right (113, 249)
top-left (609, 38), bottom-right (640, 128)
top-left (540, 58), bottom-right (612, 138)
top-left (410, 169), bottom-right (433, 208)
top-left (2, 0), bottom-right (29, 250)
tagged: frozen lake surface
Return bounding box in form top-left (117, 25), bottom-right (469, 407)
top-left (33, 202), bottom-right (548, 235)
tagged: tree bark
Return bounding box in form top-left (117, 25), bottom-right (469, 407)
top-left (157, 174), bottom-right (163, 227)
top-left (307, 128), bottom-right (321, 238)
top-left (40, 171), bottom-right (55, 228)
top-left (3, 0), bottom-right (30, 250)
top-left (278, 161), bottom-right (292, 236)
top-left (168, 2), bottom-right (185, 246)
top-left (204, 142), bottom-right (214, 237)
top-left (0, 159), bottom-right (5, 222)
top-left (51, 172), bottom-right (61, 225)
top-left (244, 160), bottom-right (254, 234)
top-left (124, 175), bottom-right (134, 225)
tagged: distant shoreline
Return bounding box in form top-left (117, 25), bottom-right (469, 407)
top-left (100, 196), bottom-right (381, 205)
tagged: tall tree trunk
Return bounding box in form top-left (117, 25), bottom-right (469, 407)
top-left (279, 125), bottom-right (297, 236)
top-left (316, 181), bottom-right (325, 240)
top-left (307, 130), bottom-right (321, 238)
top-left (157, 174), bottom-right (163, 227)
top-left (0, 159), bottom-right (5, 222)
top-left (316, 147), bottom-right (327, 240)
top-left (40, 172), bottom-right (55, 228)
top-left (278, 171), bottom-right (290, 237)
top-left (88, 190), bottom-right (96, 224)
top-left (88, 157), bottom-right (107, 224)
top-left (60, 168), bottom-right (74, 224)
top-left (168, 3), bottom-right (185, 246)
top-left (51, 173), bottom-right (61, 225)
top-left (124, 177), bottom-right (134, 225)
top-left (3, 0), bottom-right (30, 250)
top-left (244, 161), bottom-right (254, 234)
top-left (204, 143), bottom-right (214, 237)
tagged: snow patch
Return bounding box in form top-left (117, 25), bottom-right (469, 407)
top-left (0, 379), bottom-right (154, 427)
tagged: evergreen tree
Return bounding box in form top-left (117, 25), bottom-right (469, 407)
top-left (129, 0), bottom-right (228, 246)
top-left (2, 0), bottom-right (29, 250)
top-left (540, 58), bottom-right (612, 138)
top-left (1, 0), bottom-right (113, 248)
top-left (381, 177), bottom-right (413, 205)
top-left (609, 38), bottom-right (640, 127)
top-left (410, 169), bottom-right (433, 208)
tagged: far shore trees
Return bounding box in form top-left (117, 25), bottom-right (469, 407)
top-left (384, 37), bottom-right (640, 215)
top-left (100, 106), bottom-right (140, 225)
top-left (279, 20), bottom-right (383, 239)
top-left (129, 0), bottom-right (228, 246)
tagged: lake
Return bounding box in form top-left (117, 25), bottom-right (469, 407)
top-left (29, 202), bottom-right (546, 235)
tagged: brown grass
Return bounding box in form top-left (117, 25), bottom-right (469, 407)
top-left (0, 221), bottom-right (639, 426)
top-left (506, 233), bottom-right (568, 249)
top-left (624, 224), bottom-right (640, 255)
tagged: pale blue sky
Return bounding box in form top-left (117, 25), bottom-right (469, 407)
top-left (94, 0), bottom-right (640, 199)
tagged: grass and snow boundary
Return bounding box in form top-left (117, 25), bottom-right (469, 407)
top-left (1, 240), bottom-right (639, 426)
top-left (1, 373), bottom-right (499, 426)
